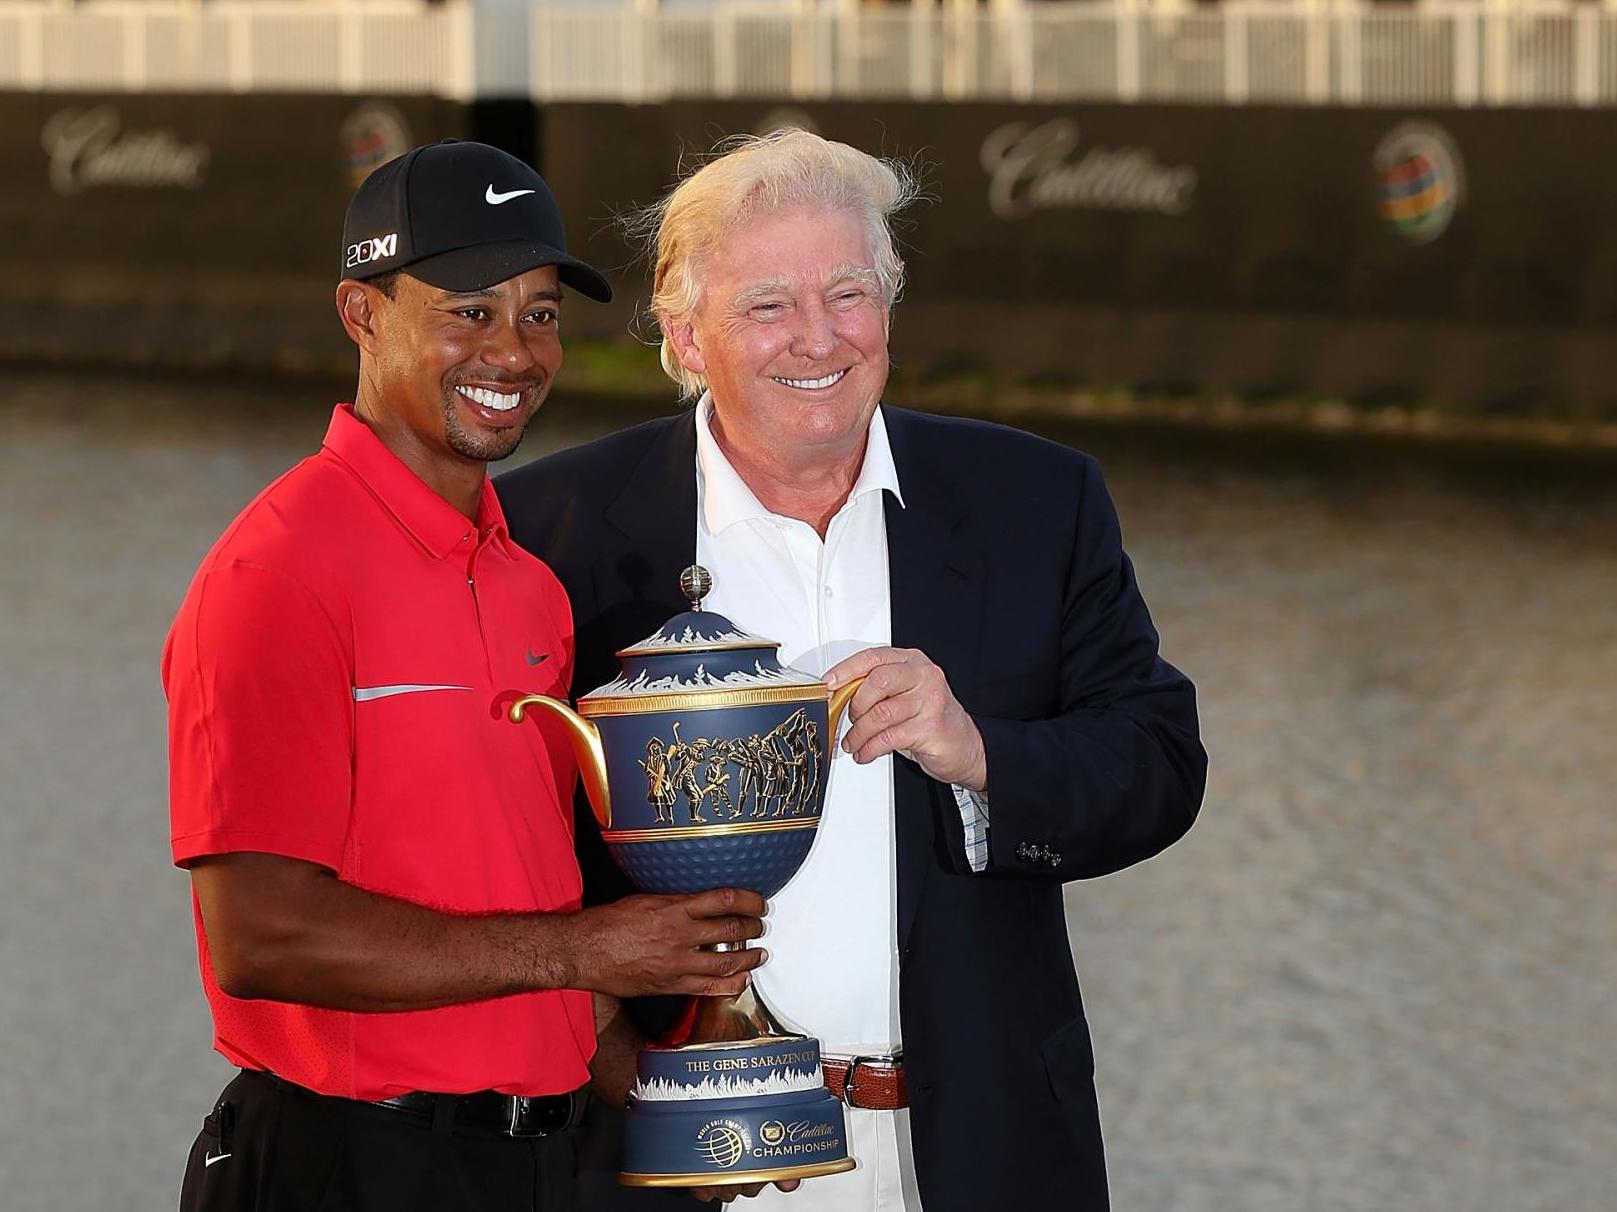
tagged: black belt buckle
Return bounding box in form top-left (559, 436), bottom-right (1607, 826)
top-left (506, 1092), bottom-right (573, 1138)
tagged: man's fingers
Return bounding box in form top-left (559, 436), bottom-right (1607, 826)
top-left (693, 913), bottom-right (765, 946)
top-left (670, 946), bottom-right (765, 995)
top-left (824, 645), bottom-right (900, 691)
top-left (841, 692), bottom-right (921, 759)
top-left (851, 725), bottom-right (914, 766)
top-left (836, 653), bottom-right (925, 723)
top-left (844, 660), bottom-right (907, 721)
top-left (687, 971), bottom-right (755, 998)
top-left (685, 886), bottom-right (768, 919)
top-left (696, 944), bottom-right (766, 975)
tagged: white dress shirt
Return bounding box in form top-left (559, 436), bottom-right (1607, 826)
top-left (692, 398), bottom-right (985, 1211)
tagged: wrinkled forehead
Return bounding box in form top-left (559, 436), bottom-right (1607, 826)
top-left (729, 262), bottom-right (881, 304)
top-left (697, 204), bottom-right (876, 289)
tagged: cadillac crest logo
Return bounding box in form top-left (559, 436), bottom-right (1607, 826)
top-left (1372, 121), bottom-right (1464, 245)
top-left (695, 1119), bottom-right (751, 1168)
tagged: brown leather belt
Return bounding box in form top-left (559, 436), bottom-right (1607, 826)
top-left (822, 1054), bottom-right (908, 1110)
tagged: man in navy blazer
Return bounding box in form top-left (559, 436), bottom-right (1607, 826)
top-left (496, 130), bottom-right (1206, 1210)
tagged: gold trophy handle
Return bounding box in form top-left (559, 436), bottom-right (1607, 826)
top-left (827, 675), bottom-right (867, 738)
top-left (509, 695), bottom-right (612, 830)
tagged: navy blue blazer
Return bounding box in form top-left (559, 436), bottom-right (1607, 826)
top-left (496, 405), bottom-right (1207, 1211)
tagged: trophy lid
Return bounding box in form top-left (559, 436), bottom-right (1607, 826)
top-left (614, 610), bottom-right (780, 659)
top-left (582, 566), bottom-right (822, 702)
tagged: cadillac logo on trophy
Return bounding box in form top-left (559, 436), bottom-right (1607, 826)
top-left (509, 566), bottom-right (860, 1186)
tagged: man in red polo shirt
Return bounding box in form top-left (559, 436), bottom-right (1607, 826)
top-left (162, 141), bottom-right (767, 1212)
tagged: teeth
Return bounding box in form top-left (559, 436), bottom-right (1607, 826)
top-left (457, 385), bottom-right (521, 412)
top-left (773, 369), bottom-right (847, 390)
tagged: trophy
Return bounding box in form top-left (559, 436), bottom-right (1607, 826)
top-left (509, 566), bottom-right (861, 1186)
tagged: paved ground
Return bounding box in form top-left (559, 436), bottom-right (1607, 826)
top-left (1, 371), bottom-right (1613, 1210)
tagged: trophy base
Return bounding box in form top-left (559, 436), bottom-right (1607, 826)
top-left (620, 1157), bottom-right (858, 1188)
top-left (619, 1032), bottom-right (852, 1186)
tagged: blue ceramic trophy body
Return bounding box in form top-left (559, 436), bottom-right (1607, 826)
top-left (509, 567), bottom-right (859, 1187)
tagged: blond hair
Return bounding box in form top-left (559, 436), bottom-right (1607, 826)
top-left (629, 128), bottom-right (919, 398)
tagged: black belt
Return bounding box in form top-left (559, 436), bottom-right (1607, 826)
top-left (257, 1070), bottom-right (584, 1139)
top-left (375, 1089), bottom-right (582, 1138)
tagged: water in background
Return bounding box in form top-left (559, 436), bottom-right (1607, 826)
top-left (1, 369), bottom-right (1612, 1211)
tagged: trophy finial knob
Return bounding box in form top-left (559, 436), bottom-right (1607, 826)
top-left (679, 565), bottom-right (713, 610)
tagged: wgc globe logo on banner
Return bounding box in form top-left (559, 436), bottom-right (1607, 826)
top-left (340, 101), bottom-right (412, 190)
top-left (1372, 121), bottom-right (1465, 245)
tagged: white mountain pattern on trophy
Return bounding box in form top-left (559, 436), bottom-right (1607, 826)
top-left (631, 1065), bottom-right (826, 1103)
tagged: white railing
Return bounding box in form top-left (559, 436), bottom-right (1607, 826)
top-left (5, 0), bottom-right (1617, 107)
top-left (0, 0), bottom-right (468, 95)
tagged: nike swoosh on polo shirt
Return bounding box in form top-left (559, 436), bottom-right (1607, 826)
top-left (351, 684), bottom-right (473, 702)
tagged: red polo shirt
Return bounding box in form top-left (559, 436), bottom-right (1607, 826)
top-left (163, 404), bottom-right (593, 1100)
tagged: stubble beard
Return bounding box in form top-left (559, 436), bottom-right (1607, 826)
top-left (440, 393), bottom-right (532, 464)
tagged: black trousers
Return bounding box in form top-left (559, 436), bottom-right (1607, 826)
top-left (178, 1070), bottom-right (576, 1212)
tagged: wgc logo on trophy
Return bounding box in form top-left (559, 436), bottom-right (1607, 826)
top-left (509, 566), bottom-right (860, 1186)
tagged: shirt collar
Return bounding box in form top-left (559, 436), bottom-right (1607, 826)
top-left (322, 404), bottom-right (516, 560)
top-left (695, 394), bottom-right (905, 537)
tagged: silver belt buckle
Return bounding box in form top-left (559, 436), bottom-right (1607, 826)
top-left (839, 1050), bottom-right (903, 1109)
top-left (507, 1095), bottom-right (537, 1138)
top-left (506, 1092), bottom-right (574, 1138)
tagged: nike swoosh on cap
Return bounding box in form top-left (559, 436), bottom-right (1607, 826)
top-left (486, 185), bottom-right (536, 205)
top-left (352, 684), bottom-right (474, 702)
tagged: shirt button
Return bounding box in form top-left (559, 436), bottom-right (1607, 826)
top-left (823, 585), bottom-right (834, 598)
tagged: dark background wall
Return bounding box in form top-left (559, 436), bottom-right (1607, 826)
top-left (0, 92), bottom-right (467, 371)
top-left (4, 92), bottom-right (1611, 417)
top-left (542, 101), bottom-right (1617, 417)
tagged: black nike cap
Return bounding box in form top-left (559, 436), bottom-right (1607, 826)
top-left (339, 139), bottom-right (612, 302)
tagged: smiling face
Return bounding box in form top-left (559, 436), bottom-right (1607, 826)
top-left (668, 206), bottom-right (891, 476)
top-left (358, 266), bottom-right (564, 482)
